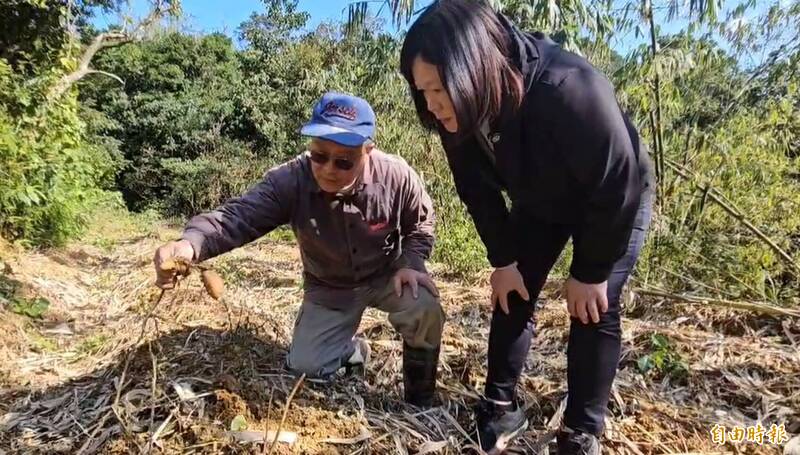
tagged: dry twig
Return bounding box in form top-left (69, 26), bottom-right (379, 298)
top-left (268, 373), bottom-right (305, 455)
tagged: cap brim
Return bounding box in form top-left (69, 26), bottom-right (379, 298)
top-left (300, 123), bottom-right (367, 147)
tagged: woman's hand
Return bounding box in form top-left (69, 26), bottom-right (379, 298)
top-left (490, 262), bottom-right (530, 314)
top-left (564, 277), bottom-right (608, 324)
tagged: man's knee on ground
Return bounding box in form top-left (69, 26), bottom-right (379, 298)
top-left (286, 350), bottom-right (330, 378)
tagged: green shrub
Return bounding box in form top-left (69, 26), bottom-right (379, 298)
top-left (0, 57), bottom-right (119, 246)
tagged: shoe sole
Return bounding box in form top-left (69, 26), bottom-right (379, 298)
top-left (487, 418), bottom-right (529, 455)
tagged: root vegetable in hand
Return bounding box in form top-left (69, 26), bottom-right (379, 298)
top-left (153, 240), bottom-right (225, 299)
top-left (153, 240), bottom-right (195, 289)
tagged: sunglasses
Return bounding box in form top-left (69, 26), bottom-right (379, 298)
top-left (309, 151), bottom-right (356, 171)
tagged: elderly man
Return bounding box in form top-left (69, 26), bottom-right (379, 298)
top-left (153, 92), bottom-right (444, 407)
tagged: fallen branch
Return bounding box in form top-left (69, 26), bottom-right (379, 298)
top-left (229, 430), bottom-right (297, 444)
top-left (322, 426), bottom-right (372, 445)
top-left (76, 410), bottom-right (113, 454)
top-left (148, 409), bottom-right (174, 451)
top-left (148, 340), bottom-right (158, 433)
top-left (636, 287), bottom-right (800, 318)
top-left (267, 374), bottom-right (305, 455)
top-left (112, 289), bottom-right (166, 442)
top-left (261, 389), bottom-right (274, 455)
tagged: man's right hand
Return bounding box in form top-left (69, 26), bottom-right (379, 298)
top-left (153, 240), bottom-right (195, 289)
top-left (489, 262), bottom-right (530, 315)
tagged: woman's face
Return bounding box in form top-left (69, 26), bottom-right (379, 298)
top-left (411, 56), bottom-right (458, 133)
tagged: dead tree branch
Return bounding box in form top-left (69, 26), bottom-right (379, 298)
top-left (49, 0), bottom-right (179, 99)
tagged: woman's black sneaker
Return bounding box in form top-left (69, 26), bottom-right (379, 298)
top-left (475, 399), bottom-right (529, 454)
top-left (556, 427), bottom-right (600, 455)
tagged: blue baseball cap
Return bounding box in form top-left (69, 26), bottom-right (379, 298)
top-left (300, 92), bottom-right (376, 147)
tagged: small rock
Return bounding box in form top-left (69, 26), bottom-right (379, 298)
top-left (172, 381), bottom-right (197, 401)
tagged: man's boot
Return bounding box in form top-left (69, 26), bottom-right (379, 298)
top-left (402, 342), bottom-right (439, 408)
top-left (344, 337), bottom-right (371, 376)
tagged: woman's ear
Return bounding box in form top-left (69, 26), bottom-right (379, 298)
top-left (364, 141), bottom-right (376, 154)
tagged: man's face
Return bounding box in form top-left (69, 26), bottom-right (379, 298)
top-left (308, 138), bottom-right (371, 193)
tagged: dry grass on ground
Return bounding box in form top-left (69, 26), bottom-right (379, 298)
top-left (1, 218), bottom-right (798, 454)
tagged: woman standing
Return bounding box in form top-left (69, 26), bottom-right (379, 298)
top-left (400, 1), bottom-right (655, 453)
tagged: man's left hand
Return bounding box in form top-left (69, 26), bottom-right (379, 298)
top-left (393, 268), bottom-right (439, 299)
top-left (564, 277), bottom-right (608, 324)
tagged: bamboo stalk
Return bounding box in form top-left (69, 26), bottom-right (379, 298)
top-left (666, 158), bottom-right (800, 276)
top-left (636, 288), bottom-right (800, 318)
top-left (647, 0), bottom-right (666, 200)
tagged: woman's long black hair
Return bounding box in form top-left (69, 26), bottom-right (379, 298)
top-left (399, 0), bottom-right (523, 141)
